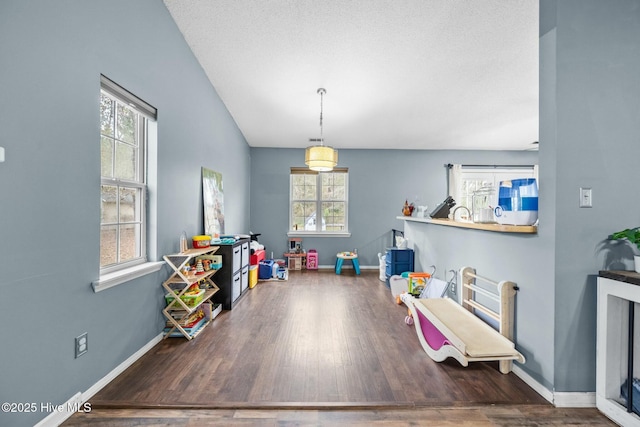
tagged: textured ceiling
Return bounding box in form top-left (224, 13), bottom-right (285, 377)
top-left (164, 0), bottom-right (539, 151)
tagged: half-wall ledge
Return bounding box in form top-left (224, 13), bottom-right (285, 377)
top-left (396, 216), bottom-right (537, 234)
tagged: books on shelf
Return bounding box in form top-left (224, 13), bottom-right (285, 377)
top-left (164, 303), bottom-right (223, 338)
top-left (169, 307), bottom-right (206, 327)
top-left (164, 317), bottom-right (207, 337)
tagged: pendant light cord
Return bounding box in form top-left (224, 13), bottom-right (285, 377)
top-left (318, 88), bottom-right (326, 146)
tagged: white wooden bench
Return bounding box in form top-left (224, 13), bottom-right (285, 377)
top-left (401, 266), bottom-right (525, 374)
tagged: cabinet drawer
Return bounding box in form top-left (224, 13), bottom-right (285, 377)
top-left (241, 242), bottom-right (249, 267)
top-left (232, 271), bottom-right (241, 302)
top-left (390, 262), bottom-right (413, 275)
top-left (387, 248), bottom-right (414, 263)
top-left (232, 245), bottom-right (242, 272)
top-left (241, 265), bottom-right (249, 292)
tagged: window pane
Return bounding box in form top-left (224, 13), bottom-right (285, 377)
top-left (116, 103), bottom-right (137, 144)
top-left (322, 201), bottom-right (345, 231)
top-left (292, 201), bottom-right (317, 231)
top-left (332, 185), bottom-right (345, 200)
top-left (321, 172), bottom-right (346, 200)
top-left (291, 203), bottom-right (305, 231)
top-left (100, 95), bottom-right (114, 137)
top-left (100, 225), bottom-right (117, 267)
top-left (292, 183), bottom-right (307, 200)
top-left (292, 174), bottom-right (316, 200)
top-left (290, 171), bottom-right (348, 233)
top-left (292, 175), bottom-right (306, 186)
top-left (115, 141), bottom-right (136, 181)
top-left (101, 185), bottom-right (118, 223)
top-left (304, 184), bottom-right (316, 199)
top-left (304, 203), bottom-right (317, 218)
top-left (100, 81), bottom-right (150, 273)
top-left (101, 136), bottom-right (114, 178)
top-left (119, 187), bottom-right (139, 222)
top-left (119, 223), bottom-right (141, 262)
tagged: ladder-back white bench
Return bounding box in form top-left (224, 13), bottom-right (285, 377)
top-left (402, 266), bottom-right (525, 374)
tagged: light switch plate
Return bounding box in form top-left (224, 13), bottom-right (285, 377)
top-left (579, 187), bottom-right (592, 208)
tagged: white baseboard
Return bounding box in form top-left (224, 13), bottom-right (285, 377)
top-left (512, 365), bottom-right (596, 408)
top-left (553, 392), bottom-right (596, 408)
top-left (82, 333), bottom-right (163, 402)
top-left (35, 333), bottom-right (162, 427)
top-left (33, 392), bottom-right (83, 427)
top-left (512, 365), bottom-right (554, 404)
top-left (317, 265), bottom-right (378, 270)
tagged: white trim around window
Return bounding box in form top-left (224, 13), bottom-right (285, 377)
top-left (92, 261), bottom-right (164, 293)
top-left (289, 167), bottom-right (349, 235)
top-left (98, 75), bottom-right (158, 290)
top-left (287, 231), bottom-right (352, 238)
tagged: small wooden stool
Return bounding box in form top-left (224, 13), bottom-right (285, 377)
top-left (335, 252), bottom-right (360, 275)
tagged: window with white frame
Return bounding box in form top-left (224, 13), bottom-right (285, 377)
top-left (289, 167), bottom-right (349, 234)
top-left (449, 165), bottom-right (537, 220)
top-left (99, 76), bottom-right (156, 273)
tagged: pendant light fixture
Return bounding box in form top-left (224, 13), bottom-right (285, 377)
top-left (305, 88), bottom-right (338, 171)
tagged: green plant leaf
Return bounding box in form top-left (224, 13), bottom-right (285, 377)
top-left (610, 227), bottom-right (640, 251)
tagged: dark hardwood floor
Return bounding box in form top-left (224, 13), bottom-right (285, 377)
top-left (64, 269), bottom-right (614, 426)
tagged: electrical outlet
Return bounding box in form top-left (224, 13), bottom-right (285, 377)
top-left (75, 333), bottom-right (88, 358)
top-left (448, 268), bottom-right (457, 296)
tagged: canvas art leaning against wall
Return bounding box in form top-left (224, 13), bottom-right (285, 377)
top-left (202, 167), bottom-right (225, 237)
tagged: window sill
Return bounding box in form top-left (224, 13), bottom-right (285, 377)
top-left (287, 231), bottom-right (351, 238)
top-left (92, 261), bottom-right (165, 293)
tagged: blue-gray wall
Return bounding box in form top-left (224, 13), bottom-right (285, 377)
top-left (250, 148), bottom-right (538, 267)
top-left (0, 1), bottom-right (249, 426)
top-left (546, 0), bottom-right (640, 393)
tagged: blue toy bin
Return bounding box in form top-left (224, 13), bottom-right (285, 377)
top-left (258, 260), bottom-right (275, 280)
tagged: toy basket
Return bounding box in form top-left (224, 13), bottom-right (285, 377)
top-left (165, 288), bottom-right (205, 308)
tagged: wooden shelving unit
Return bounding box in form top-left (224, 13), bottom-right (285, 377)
top-left (397, 216), bottom-right (537, 234)
top-left (162, 246), bottom-right (220, 340)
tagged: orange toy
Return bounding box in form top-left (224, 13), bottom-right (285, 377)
top-left (408, 272), bottom-right (431, 294)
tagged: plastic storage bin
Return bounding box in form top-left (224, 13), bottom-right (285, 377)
top-left (385, 248), bottom-right (414, 287)
top-left (249, 265), bottom-right (258, 288)
top-left (250, 249), bottom-right (265, 265)
top-left (259, 260), bottom-right (275, 279)
top-left (165, 288), bottom-right (205, 307)
top-left (192, 235), bottom-right (211, 248)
